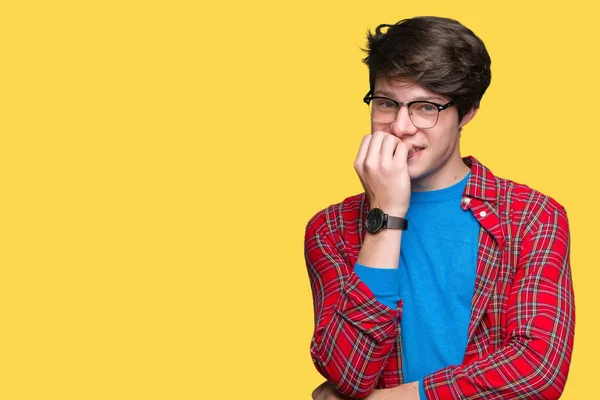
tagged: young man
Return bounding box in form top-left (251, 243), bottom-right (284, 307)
top-left (305, 17), bottom-right (575, 400)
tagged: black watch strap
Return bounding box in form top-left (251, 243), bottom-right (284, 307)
top-left (385, 214), bottom-right (408, 230)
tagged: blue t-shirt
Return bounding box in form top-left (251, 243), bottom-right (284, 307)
top-left (355, 173), bottom-right (479, 399)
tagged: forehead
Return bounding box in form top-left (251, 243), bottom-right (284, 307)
top-left (374, 76), bottom-right (447, 102)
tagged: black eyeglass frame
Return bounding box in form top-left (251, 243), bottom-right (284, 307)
top-left (363, 91), bottom-right (456, 128)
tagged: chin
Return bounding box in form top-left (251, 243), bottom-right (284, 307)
top-left (407, 159), bottom-right (425, 174)
top-left (408, 161), bottom-right (437, 183)
top-left (407, 166), bottom-right (425, 181)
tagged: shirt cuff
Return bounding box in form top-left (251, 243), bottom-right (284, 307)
top-left (354, 262), bottom-right (400, 309)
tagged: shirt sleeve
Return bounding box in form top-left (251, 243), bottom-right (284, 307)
top-left (354, 263), bottom-right (400, 310)
top-left (418, 380), bottom-right (427, 400)
top-left (305, 214), bottom-right (402, 399)
top-left (422, 207), bottom-right (575, 399)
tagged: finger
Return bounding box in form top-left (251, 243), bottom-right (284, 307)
top-left (380, 134), bottom-right (400, 165)
top-left (321, 386), bottom-right (339, 400)
top-left (365, 131), bottom-right (387, 169)
top-left (392, 140), bottom-right (410, 166)
top-left (312, 381), bottom-right (329, 399)
top-left (354, 134), bottom-right (372, 173)
top-left (312, 387), bottom-right (320, 399)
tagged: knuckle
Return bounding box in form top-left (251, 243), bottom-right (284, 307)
top-left (364, 160), bottom-right (377, 172)
top-left (359, 137), bottom-right (370, 148)
top-left (380, 164), bottom-right (392, 175)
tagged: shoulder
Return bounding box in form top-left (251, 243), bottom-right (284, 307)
top-left (495, 175), bottom-right (565, 213)
top-left (468, 156), bottom-right (566, 221)
top-left (494, 174), bottom-right (568, 233)
top-left (305, 193), bottom-right (368, 239)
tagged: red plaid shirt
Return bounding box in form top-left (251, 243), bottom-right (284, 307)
top-left (304, 156), bottom-right (575, 399)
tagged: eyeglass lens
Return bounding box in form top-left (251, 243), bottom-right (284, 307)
top-left (368, 99), bottom-right (439, 129)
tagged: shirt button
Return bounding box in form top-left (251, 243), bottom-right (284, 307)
top-left (479, 211), bottom-right (487, 217)
top-left (462, 197), bottom-right (471, 205)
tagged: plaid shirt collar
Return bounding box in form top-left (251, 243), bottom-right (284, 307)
top-left (463, 156), bottom-right (498, 203)
top-left (460, 156), bottom-right (504, 248)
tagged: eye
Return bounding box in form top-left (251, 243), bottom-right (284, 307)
top-left (374, 99), bottom-right (398, 110)
top-left (413, 102), bottom-right (438, 113)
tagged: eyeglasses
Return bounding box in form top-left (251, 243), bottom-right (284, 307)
top-left (363, 92), bottom-right (455, 129)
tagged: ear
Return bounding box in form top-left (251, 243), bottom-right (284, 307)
top-left (458, 107), bottom-right (478, 128)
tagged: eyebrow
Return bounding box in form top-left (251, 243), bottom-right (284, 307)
top-left (373, 90), bottom-right (447, 103)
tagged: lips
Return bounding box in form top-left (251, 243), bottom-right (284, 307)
top-left (407, 145), bottom-right (425, 159)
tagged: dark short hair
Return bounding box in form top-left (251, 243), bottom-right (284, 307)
top-left (363, 16), bottom-right (491, 120)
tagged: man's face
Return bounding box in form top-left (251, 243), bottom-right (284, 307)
top-left (371, 76), bottom-right (475, 190)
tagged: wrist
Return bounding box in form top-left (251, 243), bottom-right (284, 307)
top-left (387, 209), bottom-right (407, 218)
top-left (370, 205), bottom-right (407, 218)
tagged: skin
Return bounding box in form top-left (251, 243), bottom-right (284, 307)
top-left (312, 381), bottom-right (420, 400)
top-left (312, 77), bottom-right (478, 399)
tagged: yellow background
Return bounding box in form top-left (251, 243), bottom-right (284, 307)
top-left (0, 1), bottom-right (596, 399)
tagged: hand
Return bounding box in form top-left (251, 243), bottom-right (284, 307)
top-left (311, 381), bottom-right (352, 400)
top-left (312, 381), bottom-right (420, 400)
top-left (362, 382), bottom-right (420, 400)
top-left (354, 131), bottom-right (411, 217)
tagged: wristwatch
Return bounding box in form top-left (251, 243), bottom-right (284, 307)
top-left (366, 208), bottom-right (408, 234)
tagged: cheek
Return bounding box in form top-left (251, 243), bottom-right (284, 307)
top-left (372, 121), bottom-right (390, 133)
top-left (423, 134), bottom-right (454, 155)
top-left (427, 125), bottom-right (460, 147)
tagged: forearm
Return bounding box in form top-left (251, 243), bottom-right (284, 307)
top-left (423, 329), bottom-right (573, 399)
top-left (357, 230), bottom-right (403, 270)
top-left (354, 230), bottom-right (403, 310)
top-left (423, 296), bottom-right (574, 398)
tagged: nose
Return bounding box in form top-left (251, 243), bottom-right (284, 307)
top-left (389, 104), bottom-right (418, 138)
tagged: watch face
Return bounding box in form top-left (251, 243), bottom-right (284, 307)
top-left (366, 208), bottom-right (384, 233)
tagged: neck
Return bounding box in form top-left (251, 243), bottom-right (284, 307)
top-left (411, 156), bottom-right (470, 192)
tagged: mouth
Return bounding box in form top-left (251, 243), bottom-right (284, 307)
top-left (407, 146), bottom-right (426, 159)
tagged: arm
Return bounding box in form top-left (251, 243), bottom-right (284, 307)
top-left (423, 207), bottom-right (575, 399)
top-left (305, 132), bottom-right (412, 398)
top-left (305, 217), bottom-right (402, 399)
